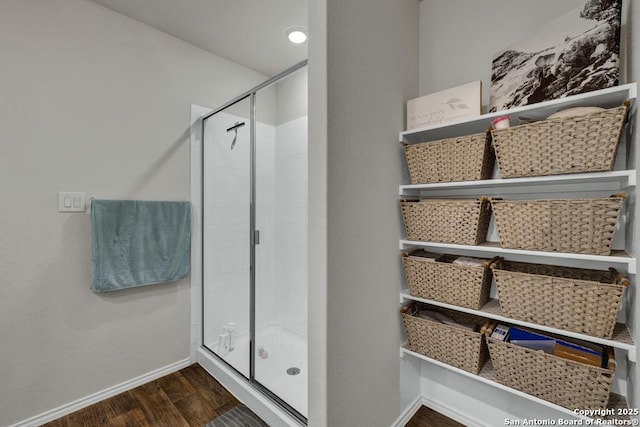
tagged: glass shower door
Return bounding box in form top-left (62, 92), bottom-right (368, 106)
top-left (201, 62), bottom-right (308, 422)
top-left (253, 66), bottom-right (308, 418)
top-left (202, 96), bottom-right (252, 378)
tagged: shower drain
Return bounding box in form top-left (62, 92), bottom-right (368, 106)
top-left (286, 367), bottom-right (301, 376)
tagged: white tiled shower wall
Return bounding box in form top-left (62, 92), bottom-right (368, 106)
top-left (273, 116), bottom-right (308, 338)
top-left (255, 115), bottom-right (308, 340)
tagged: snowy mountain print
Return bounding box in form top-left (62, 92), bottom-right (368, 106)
top-left (489, 0), bottom-right (621, 112)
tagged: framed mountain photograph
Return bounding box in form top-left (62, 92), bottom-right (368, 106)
top-left (489, 0), bottom-right (622, 112)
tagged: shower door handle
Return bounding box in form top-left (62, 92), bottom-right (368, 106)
top-left (253, 230), bottom-right (260, 245)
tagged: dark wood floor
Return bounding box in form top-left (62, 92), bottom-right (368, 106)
top-left (43, 364), bottom-right (241, 427)
top-left (406, 405), bottom-right (464, 427)
top-left (43, 363), bottom-right (460, 426)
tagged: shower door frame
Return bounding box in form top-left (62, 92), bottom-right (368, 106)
top-left (200, 60), bottom-right (308, 425)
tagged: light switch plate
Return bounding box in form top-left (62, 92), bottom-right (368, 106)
top-left (58, 192), bottom-right (86, 212)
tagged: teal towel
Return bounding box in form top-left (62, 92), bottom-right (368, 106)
top-left (91, 199), bottom-right (191, 292)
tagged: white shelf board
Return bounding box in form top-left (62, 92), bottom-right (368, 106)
top-left (400, 83), bottom-right (637, 144)
top-left (400, 170), bottom-right (636, 197)
top-left (399, 240), bottom-right (636, 274)
top-left (401, 346), bottom-right (630, 421)
top-left (400, 293), bottom-right (635, 360)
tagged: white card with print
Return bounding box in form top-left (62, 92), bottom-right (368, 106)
top-left (406, 81), bottom-right (482, 131)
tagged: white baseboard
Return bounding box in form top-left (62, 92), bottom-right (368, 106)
top-left (392, 395), bottom-right (422, 427)
top-left (420, 396), bottom-right (491, 427)
top-left (10, 358), bottom-right (192, 427)
top-left (392, 394), bottom-right (492, 427)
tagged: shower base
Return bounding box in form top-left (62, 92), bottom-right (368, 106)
top-left (207, 322), bottom-right (307, 418)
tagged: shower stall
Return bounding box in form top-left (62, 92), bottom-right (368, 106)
top-left (197, 61), bottom-right (308, 423)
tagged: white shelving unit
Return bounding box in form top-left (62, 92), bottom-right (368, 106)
top-left (401, 346), bottom-right (630, 422)
top-left (398, 83), bottom-right (638, 421)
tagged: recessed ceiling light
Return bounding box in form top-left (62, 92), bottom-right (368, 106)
top-left (286, 27), bottom-right (307, 44)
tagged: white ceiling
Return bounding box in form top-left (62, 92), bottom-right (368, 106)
top-left (87, 0), bottom-right (308, 76)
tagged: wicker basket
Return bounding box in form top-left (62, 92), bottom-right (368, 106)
top-left (491, 102), bottom-right (629, 178)
top-left (491, 259), bottom-right (630, 339)
top-left (402, 250), bottom-right (495, 310)
top-left (401, 302), bottom-right (489, 374)
top-left (400, 198), bottom-right (492, 245)
top-left (404, 132), bottom-right (494, 184)
top-left (490, 193), bottom-right (627, 255)
top-left (487, 337), bottom-right (615, 411)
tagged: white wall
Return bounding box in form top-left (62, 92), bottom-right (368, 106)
top-left (308, 0), bottom-right (420, 425)
top-left (307, 0), bottom-right (329, 423)
top-left (0, 0), bottom-right (266, 425)
top-left (276, 67), bottom-right (309, 126)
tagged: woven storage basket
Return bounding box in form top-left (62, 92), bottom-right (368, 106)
top-left (487, 337), bottom-right (615, 411)
top-left (402, 250), bottom-right (495, 310)
top-left (491, 259), bottom-right (630, 339)
top-left (490, 193), bottom-right (627, 255)
top-left (404, 132), bottom-right (494, 184)
top-left (491, 102), bottom-right (629, 178)
top-left (400, 198), bottom-right (491, 245)
top-left (401, 302), bottom-right (489, 374)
